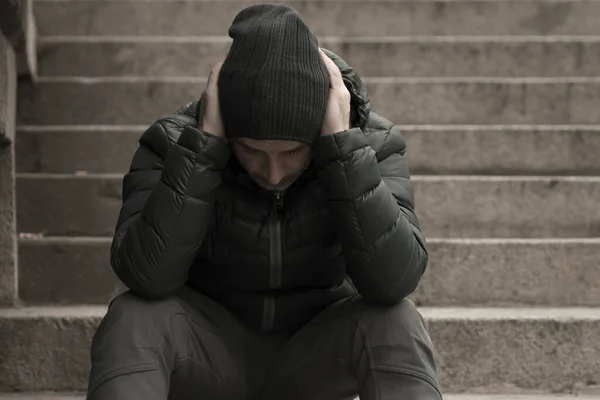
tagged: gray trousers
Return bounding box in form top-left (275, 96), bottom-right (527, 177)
top-left (86, 286), bottom-right (442, 400)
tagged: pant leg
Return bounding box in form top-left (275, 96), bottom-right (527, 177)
top-left (257, 296), bottom-right (442, 400)
top-left (86, 286), bottom-right (251, 400)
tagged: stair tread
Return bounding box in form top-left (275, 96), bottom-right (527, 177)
top-left (2, 305), bottom-right (599, 319)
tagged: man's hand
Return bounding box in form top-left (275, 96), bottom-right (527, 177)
top-left (319, 49), bottom-right (351, 136)
top-left (199, 61), bottom-right (227, 143)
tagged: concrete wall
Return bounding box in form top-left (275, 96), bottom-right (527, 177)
top-left (0, 32), bottom-right (17, 306)
top-left (0, 0), bottom-right (36, 306)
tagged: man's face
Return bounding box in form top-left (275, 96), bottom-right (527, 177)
top-left (231, 138), bottom-right (312, 191)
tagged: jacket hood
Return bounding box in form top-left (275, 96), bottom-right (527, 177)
top-left (321, 48), bottom-right (371, 130)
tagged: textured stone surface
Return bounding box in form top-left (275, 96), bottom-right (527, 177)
top-left (425, 308), bottom-right (600, 394)
top-left (15, 175), bottom-right (600, 238)
top-left (0, 145), bottom-right (17, 306)
top-left (0, 307), bottom-right (103, 392)
top-left (15, 126), bottom-right (141, 174)
top-left (17, 78), bottom-right (600, 126)
top-left (414, 239), bottom-right (600, 307)
top-left (36, 37), bottom-right (600, 78)
top-left (16, 174), bottom-right (122, 237)
top-left (18, 237), bottom-right (119, 305)
top-left (0, 0), bottom-right (24, 49)
top-left (16, 237), bottom-right (600, 307)
top-left (34, 0), bottom-right (600, 37)
top-left (1, 395), bottom-right (600, 400)
top-left (401, 126), bottom-right (600, 176)
top-left (0, 0), bottom-right (37, 77)
top-left (14, 126), bottom-right (600, 176)
top-left (0, 34), bottom-right (16, 145)
top-left (0, 33), bottom-right (17, 305)
top-left (1, 307), bottom-right (599, 393)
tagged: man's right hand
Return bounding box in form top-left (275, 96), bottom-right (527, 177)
top-left (199, 61), bottom-right (227, 143)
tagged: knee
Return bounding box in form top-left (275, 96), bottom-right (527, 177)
top-left (92, 291), bottom-right (183, 350)
top-left (105, 290), bottom-right (181, 325)
top-left (351, 297), bottom-right (438, 377)
top-left (351, 297), bottom-right (427, 335)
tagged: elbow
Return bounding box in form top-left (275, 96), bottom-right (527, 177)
top-left (361, 246), bottom-right (429, 306)
top-left (110, 239), bottom-right (182, 300)
top-left (112, 258), bottom-right (181, 300)
top-left (126, 279), bottom-right (182, 300)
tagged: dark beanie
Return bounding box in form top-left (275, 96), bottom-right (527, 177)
top-left (218, 4), bottom-right (330, 145)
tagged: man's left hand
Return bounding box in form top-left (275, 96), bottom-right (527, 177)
top-left (319, 49), bottom-right (351, 136)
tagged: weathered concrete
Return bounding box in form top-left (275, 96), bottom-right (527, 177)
top-left (18, 237), bottom-right (119, 305)
top-left (15, 126), bottom-right (141, 174)
top-left (414, 239), bottom-right (600, 307)
top-left (36, 37), bottom-right (600, 78)
top-left (401, 126), bottom-right (600, 177)
top-left (1, 307), bottom-right (599, 393)
top-left (0, 144), bottom-right (17, 307)
top-left (16, 237), bottom-right (600, 307)
top-left (34, 0), bottom-right (600, 36)
top-left (0, 34), bottom-right (16, 146)
top-left (425, 307), bottom-right (600, 394)
top-left (16, 174), bottom-right (122, 237)
top-left (15, 175), bottom-right (600, 238)
top-left (14, 126), bottom-right (600, 176)
top-left (0, 33), bottom-right (17, 306)
top-left (0, 0), bottom-right (37, 77)
top-left (1, 395), bottom-right (600, 400)
top-left (17, 78), bottom-right (600, 126)
top-left (0, 306), bottom-right (102, 392)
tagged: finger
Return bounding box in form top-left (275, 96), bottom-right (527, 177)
top-left (207, 62), bottom-right (224, 88)
top-left (319, 50), bottom-right (344, 91)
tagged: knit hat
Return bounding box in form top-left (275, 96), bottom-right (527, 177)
top-left (218, 4), bottom-right (330, 145)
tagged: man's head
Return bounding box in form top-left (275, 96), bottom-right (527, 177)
top-left (231, 137), bottom-right (311, 191)
top-left (218, 4), bottom-right (329, 191)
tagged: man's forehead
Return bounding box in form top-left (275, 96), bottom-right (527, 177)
top-left (234, 138), bottom-right (308, 152)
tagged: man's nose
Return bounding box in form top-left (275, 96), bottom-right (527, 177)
top-left (266, 159), bottom-right (285, 186)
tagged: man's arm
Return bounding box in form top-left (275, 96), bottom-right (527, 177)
top-left (312, 121), bottom-right (428, 305)
top-left (111, 102), bottom-right (230, 299)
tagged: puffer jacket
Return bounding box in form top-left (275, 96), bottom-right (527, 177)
top-left (110, 49), bottom-right (429, 333)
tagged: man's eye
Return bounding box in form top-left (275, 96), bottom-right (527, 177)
top-left (288, 149), bottom-right (303, 156)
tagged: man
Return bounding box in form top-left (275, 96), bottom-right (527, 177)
top-left (86, 4), bottom-right (441, 400)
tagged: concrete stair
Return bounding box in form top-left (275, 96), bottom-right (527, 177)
top-left (16, 237), bottom-right (600, 307)
top-left (17, 77), bottom-right (600, 125)
top-left (35, 36), bottom-right (600, 78)
top-left (1, 306), bottom-right (600, 393)
top-left (3, 0), bottom-right (599, 397)
top-left (2, 396), bottom-right (600, 400)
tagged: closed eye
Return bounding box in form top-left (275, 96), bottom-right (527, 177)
top-left (287, 148), bottom-right (304, 156)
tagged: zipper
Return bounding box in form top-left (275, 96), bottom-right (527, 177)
top-left (260, 190), bottom-right (284, 332)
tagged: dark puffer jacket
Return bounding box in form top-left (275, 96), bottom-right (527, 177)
top-left (110, 49), bottom-right (429, 333)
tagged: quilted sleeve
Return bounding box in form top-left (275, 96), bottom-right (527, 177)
top-left (312, 124), bottom-right (428, 305)
top-left (110, 105), bottom-right (230, 299)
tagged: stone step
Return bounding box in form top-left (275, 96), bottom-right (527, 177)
top-left (1, 306), bottom-right (598, 393)
top-left (36, 36), bottom-right (600, 78)
top-left (0, 395), bottom-right (82, 399)
top-left (15, 174), bottom-right (600, 238)
top-left (34, 0), bottom-right (600, 37)
top-left (14, 125), bottom-right (600, 175)
top-left (17, 236), bottom-right (600, 307)
top-left (17, 77), bottom-right (600, 126)
top-left (1, 395), bottom-right (600, 400)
